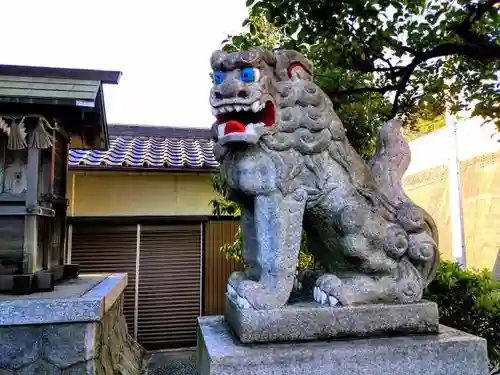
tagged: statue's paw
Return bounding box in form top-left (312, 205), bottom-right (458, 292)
top-left (227, 271), bottom-right (247, 299)
top-left (313, 286), bottom-right (341, 307)
top-left (226, 281), bottom-right (253, 309)
top-left (314, 274), bottom-right (343, 307)
top-left (228, 280), bottom-right (285, 310)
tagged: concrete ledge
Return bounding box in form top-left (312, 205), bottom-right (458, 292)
top-left (197, 316), bottom-right (490, 375)
top-left (225, 297), bottom-right (439, 343)
top-left (0, 273), bottom-right (127, 326)
top-left (83, 273), bottom-right (128, 313)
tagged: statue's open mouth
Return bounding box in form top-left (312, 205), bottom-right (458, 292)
top-left (213, 101), bottom-right (275, 142)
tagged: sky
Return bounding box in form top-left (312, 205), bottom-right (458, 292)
top-left (0, 0), bottom-right (248, 128)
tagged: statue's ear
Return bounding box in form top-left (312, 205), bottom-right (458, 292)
top-left (273, 50), bottom-right (313, 81)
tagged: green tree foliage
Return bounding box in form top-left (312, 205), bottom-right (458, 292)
top-left (402, 113), bottom-right (446, 140)
top-left (227, 0), bottom-right (499, 132)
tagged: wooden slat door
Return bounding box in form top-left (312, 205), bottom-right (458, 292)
top-left (137, 224), bottom-right (201, 350)
top-left (203, 220), bottom-right (242, 316)
top-left (70, 224), bottom-right (137, 335)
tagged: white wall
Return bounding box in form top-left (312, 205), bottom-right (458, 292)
top-left (405, 116), bottom-right (500, 176)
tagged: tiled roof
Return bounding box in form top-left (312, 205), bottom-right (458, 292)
top-left (68, 124), bottom-right (219, 171)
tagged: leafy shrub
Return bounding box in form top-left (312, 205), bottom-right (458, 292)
top-left (220, 227), bottom-right (315, 269)
top-left (424, 261), bottom-right (500, 371)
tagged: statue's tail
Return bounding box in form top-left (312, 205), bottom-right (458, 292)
top-left (368, 120), bottom-right (440, 285)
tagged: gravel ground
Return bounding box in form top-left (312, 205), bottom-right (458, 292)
top-left (146, 348), bottom-right (197, 375)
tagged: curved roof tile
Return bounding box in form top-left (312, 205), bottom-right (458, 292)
top-left (68, 124), bottom-right (219, 171)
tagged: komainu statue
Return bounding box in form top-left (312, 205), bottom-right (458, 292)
top-left (209, 48), bottom-right (439, 310)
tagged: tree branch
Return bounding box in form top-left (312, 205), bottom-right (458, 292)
top-left (451, 0), bottom-right (500, 51)
top-left (467, 0), bottom-right (499, 24)
top-left (324, 0), bottom-right (500, 117)
top-left (328, 84), bottom-right (399, 98)
top-left (379, 35), bottom-right (418, 55)
top-left (390, 40), bottom-right (500, 117)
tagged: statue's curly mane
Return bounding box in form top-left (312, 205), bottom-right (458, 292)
top-left (221, 49), bottom-right (345, 156)
top-left (261, 78), bottom-right (346, 155)
top-left (256, 49), bottom-right (440, 284)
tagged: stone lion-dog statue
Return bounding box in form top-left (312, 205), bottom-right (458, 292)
top-left (209, 47), bottom-right (439, 311)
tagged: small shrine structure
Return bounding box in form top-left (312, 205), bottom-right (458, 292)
top-left (0, 63), bottom-right (121, 294)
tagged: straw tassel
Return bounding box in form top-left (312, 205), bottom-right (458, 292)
top-left (28, 118), bottom-right (53, 149)
top-left (0, 117), bottom-right (9, 136)
top-left (7, 117), bottom-right (27, 150)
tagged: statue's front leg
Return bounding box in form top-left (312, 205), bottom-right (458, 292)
top-left (226, 202), bottom-right (260, 297)
top-left (229, 190), bottom-right (306, 310)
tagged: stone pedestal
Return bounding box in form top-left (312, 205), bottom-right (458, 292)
top-left (225, 297), bottom-right (440, 343)
top-left (0, 273), bottom-right (145, 375)
top-left (197, 316), bottom-right (490, 375)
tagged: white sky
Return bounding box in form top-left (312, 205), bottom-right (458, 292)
top-left (0, 0), bottom-right (248, 128)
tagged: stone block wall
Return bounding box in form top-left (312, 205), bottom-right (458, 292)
top-left (0, 296), bottom-right (145, 375)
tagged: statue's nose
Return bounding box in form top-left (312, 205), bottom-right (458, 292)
top-left (214, 82), bottom-right (250, 100)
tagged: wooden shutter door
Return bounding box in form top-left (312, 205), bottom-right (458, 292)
top-left (137, 224), bottom-right (201, 350)
top-left (70, 224), bottom-right (137, 336)
top-left (203, 220), bottom-right (242, 316)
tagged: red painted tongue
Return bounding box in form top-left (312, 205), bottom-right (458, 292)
top-left (224, 120), bottom-right (246, 135)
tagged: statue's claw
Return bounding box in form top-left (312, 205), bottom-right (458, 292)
top-left (227, 283), bottom-right (252, 309)
top-left (313, 272), bottom-right (342, 307)
top-left (236, 295), bottom-right (252, 309)
top-left (313, 286), bottom-right (341, 307)
top-left (227, 284), bottom-right (238, 299)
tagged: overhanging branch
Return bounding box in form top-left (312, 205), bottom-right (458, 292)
top-left (451, 0), bottom-right (500, 52)
top-left (320, 0), bottom-right (499, 117)
top-left (328, 84), bottom-right (398, 97)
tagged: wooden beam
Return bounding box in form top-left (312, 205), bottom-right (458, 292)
top-left (22, 146), bottom-right (40, 274)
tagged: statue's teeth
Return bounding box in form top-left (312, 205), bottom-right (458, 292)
top-left (219, 106), bottom-right (227, 114)
top-left (251, 101), bottom-right (260, 112)
top-left (224, 105), bottom-right (234, 113)
top-left (234, 105), bottom-right (242, 112)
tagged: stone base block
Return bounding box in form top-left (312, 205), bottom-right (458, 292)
top-left (197, 316), bottom-right (490, 375)
top-left (0, 273), bottom-right (145, 375)
top-left (225, 296), bottom-right (439, 343)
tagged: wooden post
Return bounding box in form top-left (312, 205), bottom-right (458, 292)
top-left (22, 146), bottom-right (40, 274)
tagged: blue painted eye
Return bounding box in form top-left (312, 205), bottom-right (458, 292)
top-left (213, 71), bottom-right (225, 85)
top-left (240, 67), bottom-right (255, 83)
